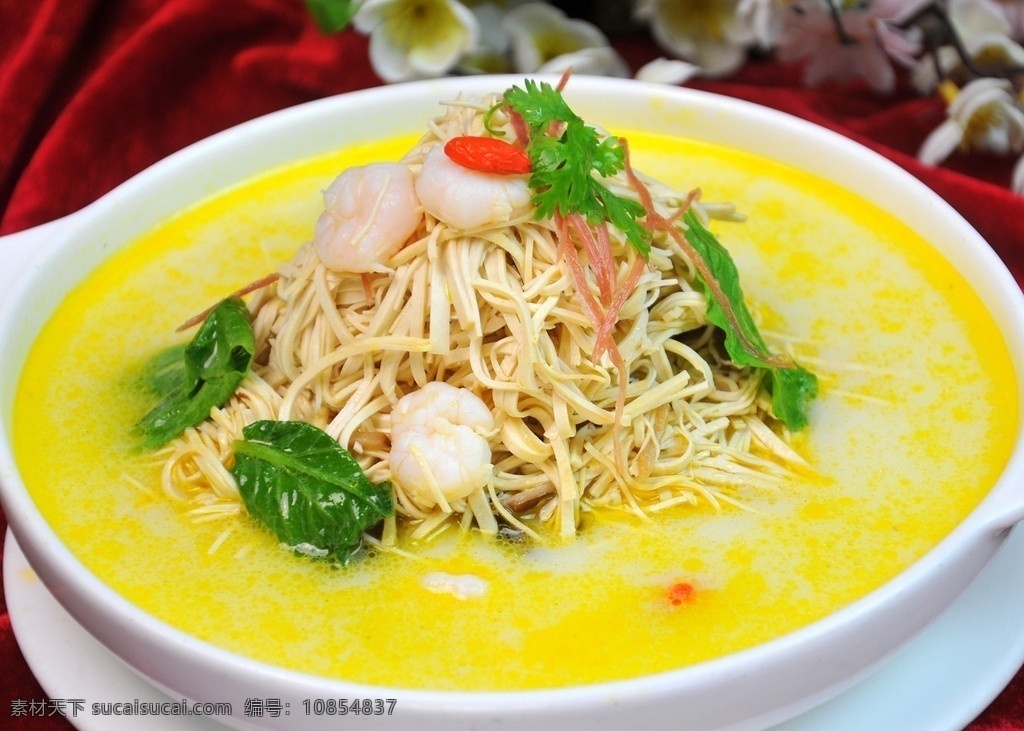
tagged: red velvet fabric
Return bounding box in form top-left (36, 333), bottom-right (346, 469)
top-left (1, 1), bottom-right (1023, 729)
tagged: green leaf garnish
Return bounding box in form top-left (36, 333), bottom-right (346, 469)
top-left (231, 420), bottom-right (394, 563)
top-left (303, 0), bottom-right (356, 33)
top-left (136, 298), bottom-right (254, 449)
top-left (682, 210), bottom-right (817, 430)
top-left (503, 80), bottom-right (651, 256)
top-left (137, 343), bottom-right (188, 396)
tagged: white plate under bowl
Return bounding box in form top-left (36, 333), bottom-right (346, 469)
top-left (6, 527), bottom-right (1024, 731)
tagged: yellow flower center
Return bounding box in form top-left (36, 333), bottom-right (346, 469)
top-left (383, 0), bottom-right (463, 51)
top-left (533, 28), bottom-right (586, 63)
top-left (661, 0), bottom-right (733, 43)
top-left (964, 104), bottom-right (1003, 144)
top-left (974, 45), bottom-right (1017, 74)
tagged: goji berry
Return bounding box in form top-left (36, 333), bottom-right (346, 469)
top-left (443, 136), bottom-right (532, 176)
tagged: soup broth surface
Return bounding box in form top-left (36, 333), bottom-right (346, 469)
top-left (12, 130), bottom-right (1017, 690)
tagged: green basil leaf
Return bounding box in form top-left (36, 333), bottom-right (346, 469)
top-left (182, 298), bottom-right (254, 388)
top-left (682, 210), bottom-right (818, 430)
top-left (137, 343), bottom-right (188, 396)
top-left (232, 420), bottom-right (394, 563)
top-left (136, 298), bottom-right (254, 449)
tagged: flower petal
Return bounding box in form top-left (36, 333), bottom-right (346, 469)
top-left (735, 0), bottom-right (782, 49)
top-left (353, 0), bottom-right (393, 31)
top-left (1012, 153), bottom-right (1024, 195)
top-left (635, 57), bottom-right (702, 85)
top-left (367, 31), bottom-right (415, 82)
top-left (692, 36), bottom-right (747, 77)
top-left (918, 119), bottom-right (965, 165)
top-left (951, 0), bottom-right (1012, 37)
top-left (537, 47), bottom-right (630, 78)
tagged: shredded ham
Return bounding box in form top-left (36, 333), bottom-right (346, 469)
top-left (593, 255), bottom-right (646, 361)
top-left (555, 213), bottom-right (608, 341)
top-left (509, 110), bottom-right (529, 148)
top-left (566, 213), bottom-right (615, 305)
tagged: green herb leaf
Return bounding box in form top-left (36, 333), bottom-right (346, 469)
top-left (303, 0), bottom-right (356, 33)
top-left (682, 211), bottom-right (818, 430)
top-left (598, 187), bottom-right (649, 257)
top-left (231, 420), bottom-right (394, 563)
top-left (504, 80), bottom-right (651, 256)
top-left (137, 343), bottom-right (188, 396)
top-left (504, 79), bottom-right (579, 129)
top-left (136, 298), bottom-right (254, 449)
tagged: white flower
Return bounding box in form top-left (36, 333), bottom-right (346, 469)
top-left (353, 0), bottom-right (479, 82)
top-left (635, 56), bottom-right (702, 84)
top-left (502, 3), bottom-right (628, 75)
top-left (910, 0), bottom-right (1024, 92)
top-left (634, 0), bottom-right (749, 78)
top-left (918, 78), bottom-right (1024, 165)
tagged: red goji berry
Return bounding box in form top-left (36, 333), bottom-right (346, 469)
top-left (443, 136), bottom-right (532, 176)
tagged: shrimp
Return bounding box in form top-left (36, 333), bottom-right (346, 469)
top-left (313, 162), bottom-right (422, 274)
top-left (389, 382), bottom-right (495, 510)
top-left (415, 144), bottom-right (532, 230)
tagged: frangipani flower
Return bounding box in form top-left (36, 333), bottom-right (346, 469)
top-left (634, 0), bottom-right (749, 77)
top-left (502, 3), bottom-right (628, 75)
top-left (353, 0), bottom-right (479, 82)
top-left (918, 78), bottom-right (1024, 165)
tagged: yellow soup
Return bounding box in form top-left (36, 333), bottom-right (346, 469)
top-left (13, 131), bottom-right (1017, 690)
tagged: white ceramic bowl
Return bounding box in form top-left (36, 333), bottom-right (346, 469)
top-left (2, 75), bottom-right (1024, 731)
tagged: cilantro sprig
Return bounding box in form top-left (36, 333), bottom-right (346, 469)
top-left (503, 80), bottom-right (651, 256)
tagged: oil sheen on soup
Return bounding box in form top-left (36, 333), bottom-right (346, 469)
top-left (13, 130), bottom-right (1017, 690)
